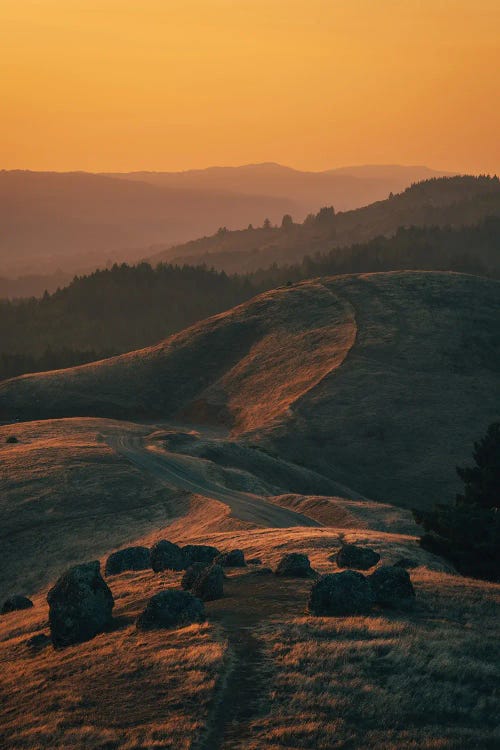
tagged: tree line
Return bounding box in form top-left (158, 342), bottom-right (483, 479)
top-left (0, 215), bottom-right (498, 381)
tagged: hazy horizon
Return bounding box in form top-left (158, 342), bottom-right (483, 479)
top-left (0, 161), bottom-right (459, 175)
top-left (2, 1), bottom-right (500, 174)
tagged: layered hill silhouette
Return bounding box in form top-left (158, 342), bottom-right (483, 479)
top-left (0, 170), bottom-right (294, 277)
top-left (149, 175), bottom-right (500, 273)
top-left (1, 271), bottom-right (498, 507)
top-left (109, 162), bottom-right (450, 213)
top-left (0, 164), bottom-right (451, 280)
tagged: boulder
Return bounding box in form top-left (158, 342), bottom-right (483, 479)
top-left (5, 435), bottom-right (18, 444)
top-left (150, 540), bottom-right (185, 572)
top-left (275, 553), bottom-right (315, 578)
top-left (369, 565), bottom-right (416, 608)
top-left (182, 544), bottom-right (220, 567)
top-left (181, 563), bottom-right (207, 590)
top-left (216, 549), bottom-right (246, 567)
top-left (334, 544), bottom-right (380, 570)
top-left (393, 557), bottom-right (419, 570)
top-left (249, 567), bottom-right (273, 576)
top-left (105, 546), bottom-right (150, 576)
top-left (192, 564), bottom-right (224, 602)
top-left (247, 557), bottom-right (263, 565)
top-left (1, 595), bottom-right (33, 614)
top-left (47, 561), bottom-right (114, 647)
top-left (308, 571), bottom-right (374, 616)
top-left (26, 633), bottom-right (51, 652)
top-left (136, 590), bottom-right (205, 630)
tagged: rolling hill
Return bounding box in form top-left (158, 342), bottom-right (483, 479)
top-left (1, 271), bottom-right (498, 508)
top-left (1, 414), bottom-right (499, 750)
top-left (148, 175), bottom-right (500, 273)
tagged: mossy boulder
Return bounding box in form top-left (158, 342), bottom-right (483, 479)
top-left (136, 590), bottom-right (204, 630)
top-left (309, 571), bottom-right (374, 616)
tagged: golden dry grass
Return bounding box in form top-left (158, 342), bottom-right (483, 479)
top-left (0, 569), bottom-right (226, 750)
top-left (1, 272), bottom-right (498, 507)
top-left (246, 569), bottom-right (500, 749)
top-left (1, 516), bottom-right (499, 749)
top-left (0, 404), bottom-right (499, 748)
top-left (0, 418), bottom-right (187, 598)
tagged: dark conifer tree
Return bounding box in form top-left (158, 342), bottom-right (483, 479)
top-left (413, 423), bottom-right (500, 581)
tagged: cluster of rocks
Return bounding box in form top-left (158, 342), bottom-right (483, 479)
top-left (29, 543), bottom-right (247, 648)
top-left (2, 540), bottom-right (417, 649)
top-left (148, 540), bottom-right (245, 573)
top-left (309, 544), bottom-right (415, 616)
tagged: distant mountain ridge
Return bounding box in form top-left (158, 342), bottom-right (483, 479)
top-left (108, 162), bottom-right (452, 213)
top-left (0, 170), bottom-right (294, 277)
top-left (0, 163), bottom-right (451, 279)
top-left (147, 175), bottom-right (500, 273)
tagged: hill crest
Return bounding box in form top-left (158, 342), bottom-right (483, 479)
top-left (0, 270), bottom-right (498, 507)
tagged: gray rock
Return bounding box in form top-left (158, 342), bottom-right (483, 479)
top-left (181, 563), bottom-right (207, 590)
top-left (26, 633), bottom-right (51, 652)
top-left (249, 567), bottom-right (273, 576)
top-left (369, 565), bottom-right (416, 608)
top-left (182, 544), bottom-right (220, 567)
top-left (275, 553), bottom-right (315, 578)
top-left (247, 557), bottom-right (263, 565)
top-left (393, 557), bottom-right (419, 570)
top-left (47, 561), bottom-right (114, 647)
top-left (1, 595), bottom-right (33, 614)
top-left (216, 549), bottom-right (246, 567)
top-left (136, 590), bottom-right (205, 630)
top-left (308, 571), bottom-right (374, 616)
top-left (335, 544), bottom-right (380, 570)
top-left (150, 540), bottom-right (185, 572)
top-left (105, 546), bottom-right (150, 575)
top-left (192, 564), bottom-right (224, 602)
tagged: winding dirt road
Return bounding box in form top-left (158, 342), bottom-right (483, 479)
top-left (107, 431), bottom-right (322, 529)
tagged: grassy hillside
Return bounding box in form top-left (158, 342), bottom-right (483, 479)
top-left (148, 175), bottom-right (500, 272)
top-left (0, 264), bottom-right (255, 378)
top-left (0, 419), bottom-right (186, 598)
top-left (1, 509), bottom-right (498, 750)
top-left (1, 216), bottom-right (498, 382)
top-left (0, 271), bottom-right (498, 508)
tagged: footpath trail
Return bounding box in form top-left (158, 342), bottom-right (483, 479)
top-left (107, 431), bottom-right (322, 529)
top-left (195, 570), bottom-right (313, 750)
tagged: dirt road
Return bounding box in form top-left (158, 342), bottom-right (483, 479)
top-left (107, 431), bottom-right (322, 529)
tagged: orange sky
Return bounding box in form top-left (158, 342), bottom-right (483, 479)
top-left (1, 0), bottom-right (499, 173)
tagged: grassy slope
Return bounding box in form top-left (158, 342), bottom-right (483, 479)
top-left (0, 271), bottom-right (498, 507)
top-left (0, 410), bottom-right (498, 748)
top-left (1, 514), bottom-right (498, 749)
top-left (0, 419), bottom-right (187, 598)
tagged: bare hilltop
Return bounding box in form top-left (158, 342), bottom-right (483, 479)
top-left (1, 270), bottom-right (498, 508)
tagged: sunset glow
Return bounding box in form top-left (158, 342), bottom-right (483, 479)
top-left (2, 0), bottom-right (499, 173)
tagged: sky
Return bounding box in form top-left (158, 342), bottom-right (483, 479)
top-left (1, 0), bottom-right (499, 173)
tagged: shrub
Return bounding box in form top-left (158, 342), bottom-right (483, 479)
top-left (414, 422), bottom-right (500, 581)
